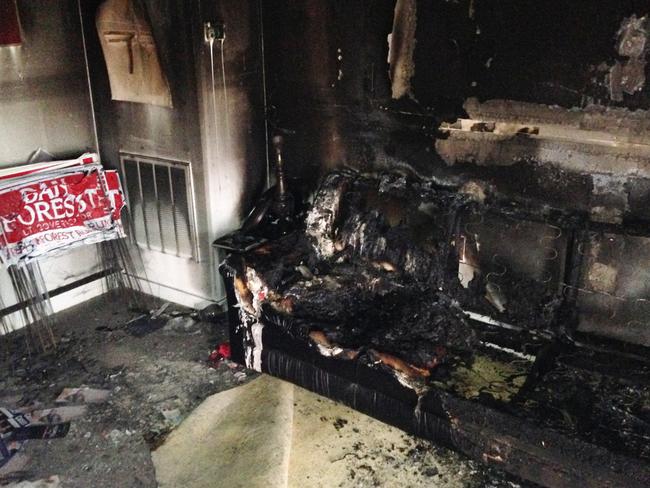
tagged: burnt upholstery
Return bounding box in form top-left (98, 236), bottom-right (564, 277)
top-left (231, 171), bottom-right (478, 378)
top-left (221, 170), bottom-right (650, 484)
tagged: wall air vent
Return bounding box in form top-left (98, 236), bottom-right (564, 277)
top-left (120, 153), bottom-right (198, 260)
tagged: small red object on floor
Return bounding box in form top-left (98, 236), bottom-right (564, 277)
top-left (208, 342), bottom-right (231, 367)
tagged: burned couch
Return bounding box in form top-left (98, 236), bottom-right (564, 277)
top-left (221, 170), bottom-right (650, 488)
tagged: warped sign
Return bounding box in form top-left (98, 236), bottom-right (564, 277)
top-left (0, 154), bottom-right (125, 266)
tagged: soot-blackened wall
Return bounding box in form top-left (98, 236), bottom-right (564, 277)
top-left (263, 1), bottom-right (650, 219)
top-left (261, 0), bottom-right (650, 346)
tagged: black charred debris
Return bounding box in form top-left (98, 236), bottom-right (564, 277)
top-left (225, 170), bottom-right (650, 464)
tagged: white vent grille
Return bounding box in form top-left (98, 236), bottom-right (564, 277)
top-left (120, 153), bottom-right (198, 260)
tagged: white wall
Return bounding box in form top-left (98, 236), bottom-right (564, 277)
top-left (0, 0), bottom-right (95, 166)
top-left (0, 0), bottom-right (103, 331)
top-left (0, 246), bottom-right (105, 331)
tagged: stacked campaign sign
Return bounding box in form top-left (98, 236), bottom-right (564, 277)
top-left (0, 153), bottom-right (126, 266)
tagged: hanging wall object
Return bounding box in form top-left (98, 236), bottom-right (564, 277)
top-left (96, 0), bottom-right (172, 107)
top-left (0, 0), bottom-right (22, 46)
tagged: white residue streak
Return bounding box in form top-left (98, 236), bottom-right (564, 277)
top-left (239, 309), bottom-right (264, 371)
top-left (245, 266), bottom-right (269, 314)
top-left (234, 271), bottom-right (267, 372)
top-left (481, 341), bottom-right (536, 362)
top-left (464, 310), bottom-right (519, 330)
top-left (388, 0), bottom-right (417, 99)
top-left (251, 321), bottom-right (264, 372)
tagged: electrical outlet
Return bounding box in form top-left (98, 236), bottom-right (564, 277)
top-left (203, 21), bottom-right (225, 42)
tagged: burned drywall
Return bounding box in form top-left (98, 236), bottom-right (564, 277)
top-left (411, 1), bottom-right (650, 110)
top-left (388, 0), bottom-right (417, 100)
top-left (610, 15), bottom-right (649, 102)
top-left (82, 0), bottom-right (267, 304)
top-left (262, 0), bottom-right (650, 347)
top-left (263, 0), bottom-right (650, 219)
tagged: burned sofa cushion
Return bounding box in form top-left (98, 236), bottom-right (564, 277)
top-left (234, 170), bottom-right (478, 386)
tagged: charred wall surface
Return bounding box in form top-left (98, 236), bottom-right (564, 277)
top-left (263, 1), bottom-right (650, 218)
top-left (195, 0), bottom-right (268, 237)
top-left (80, 0), bottom-right (204, 210)
top-left (80, 0), bottom-right (214, 303)
top-left (80, 0), bottom-right (267, 303)
top-left (262, 0), bottom-right (650, 345)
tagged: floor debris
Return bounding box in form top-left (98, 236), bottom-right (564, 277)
top-left (55, 388), bottom-right (110, 405)
top-left (124, 314), bottom-right (167, 337)
top-left (2, 294), bottom-right (531, 487)
top-left (4, 475), bottom-right (61, 488)
top-left (163, 316), bottom-right (198, 334)
top-left (208, 342), bottom-right (231, 367)
top-left (0, 294), bottom-right (247, 487)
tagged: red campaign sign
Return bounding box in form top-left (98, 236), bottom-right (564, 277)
top-left (0, 162), bottom-right (125, 266)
